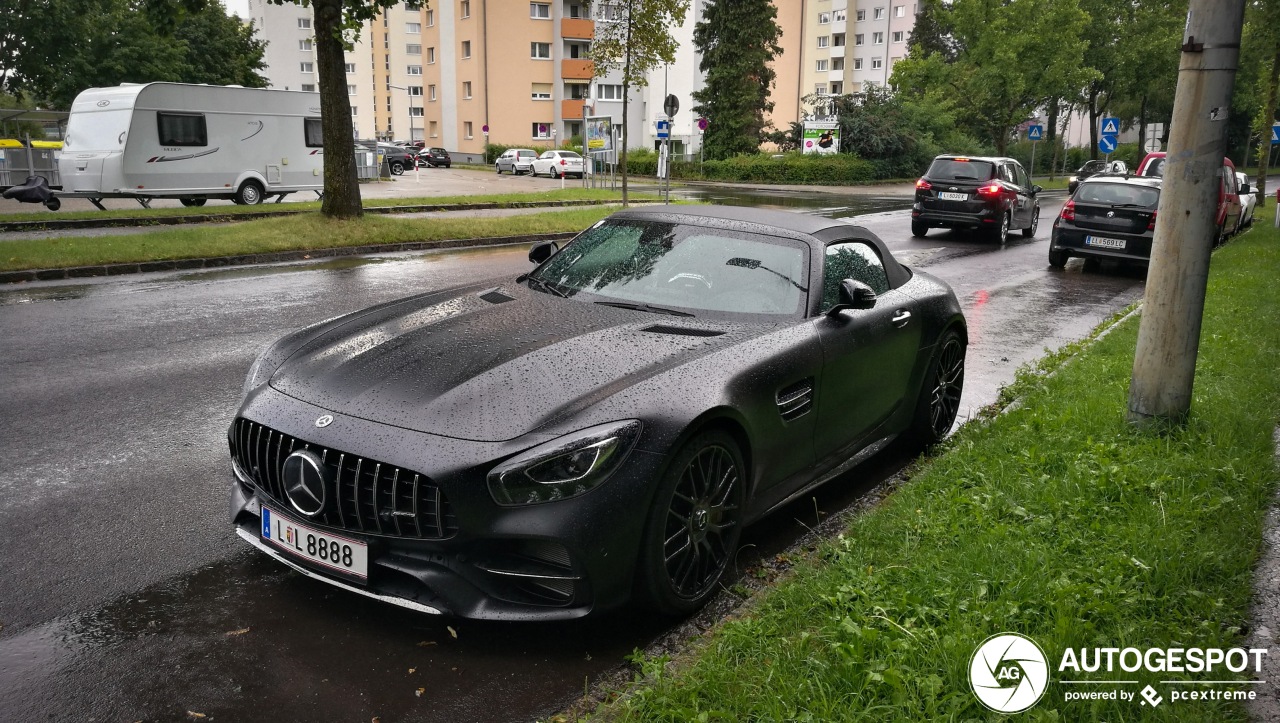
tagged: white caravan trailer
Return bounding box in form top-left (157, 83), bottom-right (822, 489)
top-left (55, 82), bottom-right (324, 210)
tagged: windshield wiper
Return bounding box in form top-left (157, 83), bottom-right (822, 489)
top-left (526, 276), bottom-right (569, 298)
top-left (594, 301), bottom-right (696, 317)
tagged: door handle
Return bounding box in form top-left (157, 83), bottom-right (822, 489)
top-left (892, 310), bottom-right (911, 327)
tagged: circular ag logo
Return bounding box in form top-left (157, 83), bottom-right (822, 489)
top-left (969, 633), bottom-right (1050, 714)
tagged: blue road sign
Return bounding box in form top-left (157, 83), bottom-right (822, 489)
top-left (1100, 117), bottom-right (1120, 136)
top-left (1098, 135), bottom-right (1118, 154)
top-left (656, 120), bottom-right (670, 139)
top-left (1027, 125), bottom-right (1044, 141)
top-left (1272, 123), bottom-right (1279, 145)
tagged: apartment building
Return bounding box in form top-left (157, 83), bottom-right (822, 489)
top-left (795, 1), bottom-right (917, 118)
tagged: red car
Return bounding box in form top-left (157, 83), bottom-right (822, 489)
top-left (1136, 152), bottom-right (1241, 244)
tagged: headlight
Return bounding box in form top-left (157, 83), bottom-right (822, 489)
top-left (487, 420), bottom-right (643, 506)
top-left (1069, 176), bottom-right (1077, 183)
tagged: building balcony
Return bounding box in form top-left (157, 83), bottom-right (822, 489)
top-left (561, 17), bottom-right (594, 39)
top-left (562, 59), bottom-right (594, 79)
top-left (562, 99), bottom-right (589, 120)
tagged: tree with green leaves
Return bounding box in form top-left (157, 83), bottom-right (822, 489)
top-left (1246, 0), bottom-right (1280, 206)
top-left (905, 0), bottom-right (958, 62)
top-left (690, 0), bottom-right (781, 160)
top-left (587, 0), bottom-right (690, 205)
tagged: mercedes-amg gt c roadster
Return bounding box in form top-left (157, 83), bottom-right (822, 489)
top-left (228, 205), bottom-right (967, 620)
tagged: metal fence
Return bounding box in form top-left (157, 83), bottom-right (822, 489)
top-left (0, 144), bottom-right (60, 189)
top-left (354, 141), bottom-right (380, 181)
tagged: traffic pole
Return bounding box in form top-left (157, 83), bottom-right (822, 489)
top-left (1127, 0), bottom-right (1246, 426)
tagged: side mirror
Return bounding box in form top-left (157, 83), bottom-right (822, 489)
top-left (826, 279), bottom-right (877, 316)
top-left (528, 240), bottom-right (559, 264)
top-left (1032, 184), bottom-right (1043, 195)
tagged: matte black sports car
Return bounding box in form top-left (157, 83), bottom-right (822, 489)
top-left (227, 206), bottom-right (967, 621)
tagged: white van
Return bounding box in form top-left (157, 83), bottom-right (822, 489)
top-left (58, 82), bottom-right (325, 208)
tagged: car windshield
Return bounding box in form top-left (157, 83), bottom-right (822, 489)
top-left (1076, 182), bottom-right (1159, 208)
top-left (529, 219), bottom-right (809, 317)
top-left (927, 159), bottom-right (995, 181)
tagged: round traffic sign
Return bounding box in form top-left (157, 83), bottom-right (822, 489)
top-left (697, 118), bottom-right (708, 131)
top-left (482, 124), bottom-right (489, 133)
top-left (1143, 136), bottom-right (1161, 153)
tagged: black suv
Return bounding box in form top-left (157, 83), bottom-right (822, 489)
top-left (418, 147), bottom-right (452, 168)
top-left (1049, 174), bottom-right (1161, 270)
top-left (912, 155), bottom-right (1041, 243)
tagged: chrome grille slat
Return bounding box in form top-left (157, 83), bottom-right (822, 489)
top-left (228, 418), bottom-right (454, 540)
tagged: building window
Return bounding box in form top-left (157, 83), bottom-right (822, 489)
top-left (300, 62), bottom-right (314, 73)
top-left (568, 3), bottom-right (583, 18)
top-left (597, 83), bottom-right (623, 100)
top-left (460, 0), bottom-right (470, 18)
top-left (347, 84), bottom-right (357, 95)
top-left (873, 32), bottom-right (884, 44)
top-left (854, 34), bottom-right (864, 46)
top-left (407, 65), bottom-right (423, 75)
top-left (532, 123), bottom-right (551, 139)
top-left (351, 106), bottom-right (358, 116)
top-left (531, 2), bottom-right (550, 18)
top-left (531, 83), bottom-right (552, 99)
top-left (429, 120), bottom-right (438, 137)
top-left (297, 18), bottom-right (311, 28)
top-left (873, 7), bottom-right (885, 19)
top-left (409, 107), bottom-right (424, 117)
top-left (833, 33), bottom-right (845, 47)
top-left (344, 62), bottom-right (356, 73)
top-left (816, 35), bottom-right (829, 48)
top-left (831, 82), bottom-right (843, 94)
top-left (464, 121), bottom-right (473, 138)
top-left (815, 84), bottom-right (828, 95)
top-left (833, 58), bottom-right (845, 70)
top-left (407, 44), bottom-right (422, 54)
top-left (892, 31), bottom-right (904, 43)
top-left (157, 112), bottom-right (207, 146)
top-left (462, 40), bottom-right (471, 58)
top-left (854, 58), bottom-right (864, 70)
top-left (428, 84), bottom-right (437, 100)
top-left (834, 9), bottom-right (846, 21)
top-left (426, 9), bottom-right (434, 25)
top-left (818, 11), bottom-right (831, 24)
top-left (427, 47), bottom-right (435, 63)
top-left (871, 57), bottom-right (883, 69)
top-left (408, 85), bottom-right (423, 96)
top-left (567, 83), bottom-right (589, 99)
top-left (299, 39), bottom-right (313, 51)
top-left (856, 9), bottom-right (866, 20)
top-left (532, 42), bottom-right (551, 59)
top-left (895, 4), bottom-right (905, 17)
top-left (407, 22), bottom-right (421, 33)
top-left (816, 59), bottom-right (828, 72)
top-left (300, 84), bottom-right (315, 92)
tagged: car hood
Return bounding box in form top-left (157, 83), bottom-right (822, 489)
top-left (268, 282), bottom-right (772, 442)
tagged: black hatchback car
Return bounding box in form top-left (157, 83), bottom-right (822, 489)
top-left (912, 155), bottom-right (1041, 243)
top-left (1049, 175), bottom-right (1161, 269)
top-left (418, 147), bottom-right (452, 168)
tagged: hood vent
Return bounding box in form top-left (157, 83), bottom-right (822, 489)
top-left (776, 378), bottom-right (814, 421)
top-left (478, 288), bottom-right (516, 304)
top-left (641, 324), bottom-right (725, 338)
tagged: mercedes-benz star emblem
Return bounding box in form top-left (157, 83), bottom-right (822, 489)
top-left (282, 450), bottom-right (329, 517)
top-left (315, 414), bottom-right (333, 428)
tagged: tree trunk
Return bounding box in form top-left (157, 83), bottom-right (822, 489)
top-left (1137, 94), bottom-right (1148, 155)
top-left (313, 0), bottom-right (362, 219)
top-left (619, 0), bottom-right (633, 207)
top-left (1047, 98), bottom-right (1060, 181)
top-left (1088, 87), bottom-right (1100, 160)
top-left (1257, 44), bottom-right (1279, 208)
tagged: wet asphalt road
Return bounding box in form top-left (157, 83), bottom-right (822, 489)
top-left (0, 193), bottom-right (1146, 722)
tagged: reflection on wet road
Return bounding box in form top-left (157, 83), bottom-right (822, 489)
top-left (0, 195), bottom-right (1144, 721)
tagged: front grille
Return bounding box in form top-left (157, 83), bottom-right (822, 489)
top-left (229, 418), bottom-right (458, 540)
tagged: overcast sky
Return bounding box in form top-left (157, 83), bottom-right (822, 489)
top-left (222, 0), bottom-right (250, 18)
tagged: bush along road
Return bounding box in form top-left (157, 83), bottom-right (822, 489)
top-left (590, 204), bottom-right (1280, 722)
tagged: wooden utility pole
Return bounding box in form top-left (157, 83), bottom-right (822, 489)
top-left (1127, 0), bottom-right (1246, 426)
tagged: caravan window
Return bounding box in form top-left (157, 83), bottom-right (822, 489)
top-left (305, 118), bottom-right (323, 147)
top-left (157, 113), bottom-right (207, 146)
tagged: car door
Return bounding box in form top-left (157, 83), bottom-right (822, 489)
top-left (812, 240), bottom-right (923, 467)
top-left (536, 150), bottom-right (555, 174)
top-left (498, 150), bottom-right (512, 171)
top-left (1010, 161), bottom-right (1033, 228)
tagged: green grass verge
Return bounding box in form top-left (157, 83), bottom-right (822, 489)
top-left (0, 207), bottom-right (614, 271)
top-left (601, 205), bottom-right (1280, 722)
top-left (0, 188), bottom-right (633, 223)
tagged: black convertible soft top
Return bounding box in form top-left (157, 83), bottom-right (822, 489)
top-left (607, 204), bottom-right (911, 289)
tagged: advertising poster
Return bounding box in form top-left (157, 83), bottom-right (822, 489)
top-left (586, 116), bottom-right (613, 153)
top-left (802, 121), bottom-right (840, 155)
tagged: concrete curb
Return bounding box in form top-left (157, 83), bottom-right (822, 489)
top-left (0, 198), bottom-right (648, 234)
top-left (0, 231), bottom-right (578, 285)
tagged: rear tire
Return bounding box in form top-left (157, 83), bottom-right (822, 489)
top-left (911, 220), bottom-right (929, 237)
top-left (1022, 207), bottom-right (1039, 238)
top-left (637, 429), bottom-right (745, 615)
top-left (234, 181), bottom-right (263, 206)
top-left (906, 330), bottom-right (965, 449)
top-left (1048, 247), bottom-right (1069, 268)
top-left (990, 211), bottom-right (1010, 244)
top-left (179, 197), bottom-right (207, 208)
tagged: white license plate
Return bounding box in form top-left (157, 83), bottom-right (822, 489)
top-left (1085, 235), bottom-right (1127, 250)
top-left (939, 192), bottom-right (967, 201)
top-left (261, 506), bottom-right (369, 579)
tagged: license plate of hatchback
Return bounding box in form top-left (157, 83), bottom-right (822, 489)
top-left (261, 506), bottom-right (369, 579)
top-left (1085, 235), bottom-right (1126, 250)
top-left (939, 192), bottom-right (967, 201)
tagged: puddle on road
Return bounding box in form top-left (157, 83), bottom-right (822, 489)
top-left (673, 186), bottom-right (912, 218)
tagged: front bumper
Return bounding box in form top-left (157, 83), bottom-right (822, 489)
top-left (228, 387), bottom-right (666, 621)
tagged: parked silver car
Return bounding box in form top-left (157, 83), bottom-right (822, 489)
top-left (532, 150), bottom-right (585, 179)
top-left (1235, 172), bottom-right (1256, 232)
top-left (496, 148), bottom-right (538, 175)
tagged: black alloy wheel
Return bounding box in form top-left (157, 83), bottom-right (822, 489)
top-left (638, 430), bottom-right (745, 614)
top-left (907, 331), bottom-right (965, 447)
top-left (991, 211), bottom-right (1010, 244)
top-left (1022, 207), bottom-right (1039, 238)
top-left (390, 161), bottom-right (405, 176)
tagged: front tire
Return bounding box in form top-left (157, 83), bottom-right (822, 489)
top-left (637, 430), bottom-right (745, 615)
top-left (906, 330), bottom-right (965, 448)
top-left (390, 161), bottom-right (405, 176)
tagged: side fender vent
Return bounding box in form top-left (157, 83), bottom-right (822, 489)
top-left (776, 378), bottom-right (814, 422)
top-left (642, 324), bottom-right (725, 337)
top-left (478, 288), bottom-right (516, 304)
